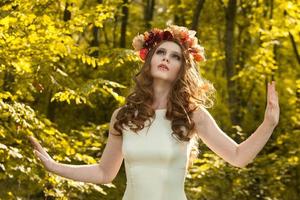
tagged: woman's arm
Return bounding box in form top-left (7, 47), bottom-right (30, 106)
top-left (29, 108), bottom-right (123, 184)
top-left (193, 81), bottom-right (279, 168)
top-left (235, 81), bottom-right (279, 166)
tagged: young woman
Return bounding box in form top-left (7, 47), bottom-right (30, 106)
top-left (29, 25), bottom-right (280, 200)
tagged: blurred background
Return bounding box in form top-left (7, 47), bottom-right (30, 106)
top-left (0, 0), bottom-right (299, 199)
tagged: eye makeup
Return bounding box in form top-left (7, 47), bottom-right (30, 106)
top-left (156, 48), bottom-right (182, 60)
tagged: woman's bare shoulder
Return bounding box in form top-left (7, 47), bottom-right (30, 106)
top-left (109, 106), bottom-right (125, 136)
top-left (191, 106), bottom-right (211, 123)
top-left (111, 107), bottom-right (122, 117)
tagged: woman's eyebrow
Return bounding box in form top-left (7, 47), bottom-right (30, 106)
top-left (157, 47), bottom-right (182, 56)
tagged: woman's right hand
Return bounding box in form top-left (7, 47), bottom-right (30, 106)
top-left (28, 136), bottom-right (56, 173)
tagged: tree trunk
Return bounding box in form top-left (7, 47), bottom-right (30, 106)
top-left (89, 0), bottom-right (103, 57)
top-left (63, 2), bottom-right (71, 22)
top-left (174, 0), bottom-right (180, 25)
top-left (120, 0), bottom-right (129, 48)
top-left (225, 0), bottom-right (238, 124)
top-left (47, 89), bottom-right (56, 122)
top-left (113, 13), bottom-right (119, 48)
top-left (90, 26), bottom-right (101, 57)
top-left (270, 0), bottom-right (277, 82)
top-left (173, 0), bottom-right (187, 26)
top-left (289, 32), bottom-right (300, 65)
top-left (235, 24), bottom-right (246, 122)
top-left (3, 68), bottom-right (14, 92)
top-left (191, 0), bottom-right (205, 30)
top-left (144, 0), bottom-right (155, 29)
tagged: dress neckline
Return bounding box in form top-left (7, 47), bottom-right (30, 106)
top-left (155, 108), bottom-right (167, 112)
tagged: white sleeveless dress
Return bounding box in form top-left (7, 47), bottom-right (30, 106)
top-left (121, 109), bottom-right (193, 200)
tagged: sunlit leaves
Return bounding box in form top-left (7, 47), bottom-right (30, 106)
top-left (0, 15), bottom-right (18, 30)
top-left (0, 99), bottom-right (43, 129)
top-left (11, 59), bottom-right (32, 74)
top-left (8, 146), bottom-right (23, 159)
top-left (51, 89), bottom-right (87, 104)
top-left (77, 54), bottom-right (110, 68)
top-left (50, 78), bottom-right (126, 105)
top-left (1, 0), bottom-right (122, 198)
top-left (94, 4), bottom-right (115, 28)
top-left (0, 0), bottom-right (299, 199)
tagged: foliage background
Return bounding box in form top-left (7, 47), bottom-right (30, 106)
top-left (0, 0), bottom-right (299, 199)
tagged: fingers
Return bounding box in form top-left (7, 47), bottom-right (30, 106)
top-left (34, 150), bottom-right (55, 172)
top-left (268, 81), bottom-right (277, 96)
top-left (34, 149), bottom-right (49, 162)
top-left (267, 82), bottom-right (272, 104)
top-left (28, 136), bottom-right (52, 160)
top-left (28, 136), bottom-right (43, 152)
top-left (267, 81), bottom-right (279, 110)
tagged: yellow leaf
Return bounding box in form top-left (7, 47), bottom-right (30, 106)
top-left (12, 59), bottom-right (32, 74)
top-left (92, 59), bottom-right (96, 68)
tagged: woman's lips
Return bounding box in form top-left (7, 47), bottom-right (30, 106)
top-left (158, 64), bottom-right (169, 71)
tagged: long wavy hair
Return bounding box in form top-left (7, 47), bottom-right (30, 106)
top-left (113, 40), bottom-right (216, 167)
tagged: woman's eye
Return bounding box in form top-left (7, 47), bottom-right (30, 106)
top-left (174, 55), bottom-right (181, 60)
top-left (156, 50), bottom-right (181, 60)
top-left (156, 50), bottom-right (164, 54)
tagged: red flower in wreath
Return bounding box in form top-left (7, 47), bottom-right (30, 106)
top-left (139, 48), bottom-right (149, 60)
top-left (132, 25), bottom-right (206, 62)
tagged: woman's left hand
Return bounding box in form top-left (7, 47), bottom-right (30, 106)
top-left (263, 81), bottom-right (280, 128)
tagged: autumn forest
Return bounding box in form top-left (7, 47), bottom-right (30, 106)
top-left (0, 0), bottom-right (299, 199)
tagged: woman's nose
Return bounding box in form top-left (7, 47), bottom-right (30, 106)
top-left (162, 56), bottom-right (169, 62)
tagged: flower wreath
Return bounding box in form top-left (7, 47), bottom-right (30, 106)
top-left (132, 25), bottom-right (205, 62)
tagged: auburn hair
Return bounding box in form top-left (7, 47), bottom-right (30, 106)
top-left (113, 40), bottom-right (215, 167)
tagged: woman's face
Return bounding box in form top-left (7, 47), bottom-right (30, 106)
top-left (150, 41), bottom-right (183, 83)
